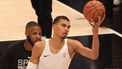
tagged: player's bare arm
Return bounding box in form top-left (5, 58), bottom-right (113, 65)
top-left (68, 39), bottom-right (99, 60)
top-left (29, 41), bottom-right (45, 64)
top-left (68, 16), bottom-right (105, 60)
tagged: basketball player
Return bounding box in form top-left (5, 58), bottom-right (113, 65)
top-left (27, 15), bottom-right (104, 69)
top-left (30, 0), bottom-right (52, 38)
top-left (0, 21), bottom-right (42, 69)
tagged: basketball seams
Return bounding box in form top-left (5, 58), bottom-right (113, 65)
top-left (91, 1), bottom-right (99, 22)
top-left (84, 2), bottom-right (95, 9)
top-left (94, 3), bottom-right (105, 20)
top-left (84, 2), bottom-right (97, 21)
top-left (83, 1), bottom-right (105, 22)
top-left (91, 1), bottom-right (105, 16)
top-left (84, 7), bottom-right (94, 18)
top-left (95, 4), bottom-right (105, 12)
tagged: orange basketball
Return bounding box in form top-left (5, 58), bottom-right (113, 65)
top-left (83, 0), bottom-right (105, 23)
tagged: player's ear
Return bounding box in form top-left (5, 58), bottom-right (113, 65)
top-left (52, 24), bottom-right (57, 30)
top-left (25, 31), bottom-right (27, 36)
top-left (25, 30), bottom-right (29, 36)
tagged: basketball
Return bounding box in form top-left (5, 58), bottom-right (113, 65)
top-left (83, 0), bottom-right (105, 23)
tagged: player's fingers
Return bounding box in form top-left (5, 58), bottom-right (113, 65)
top-left (97, 16), bottom-right (101, 26)
top-left (89, 19), bottom-right (95, 27)
top-left (101, 14), bottom-right (105, 23)
top-left (89, 22), bottom-right (95, 27)
top-left (98, 14), bottom-right (105, 25)
top-left (97, 15), bottom-right (104, 26)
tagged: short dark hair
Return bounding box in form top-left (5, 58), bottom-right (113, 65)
top-left (53, 16), bottom-right (70, 24)
top-left (25, 21), bottom-right (40, 31)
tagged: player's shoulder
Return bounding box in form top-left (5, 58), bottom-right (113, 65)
top-left (32, 40), bottom-right (46, 55)
top-left (33, 40), bottom-right (45, 50)
top-left (67, 39), bottom-right (83, 48)
top-left (68, 39), bottom-right (80, 45)
top-left (35, 40), bottom-right (45, 46)
top-left (6, 40), bottom-right (25, 50)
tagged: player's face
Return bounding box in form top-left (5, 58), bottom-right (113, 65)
top-left (53, 19), bottom-right (70, 38)
top-left (27, 26), bottom-right (42, 46)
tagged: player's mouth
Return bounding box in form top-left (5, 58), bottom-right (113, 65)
top-left (35, 39), bottom-right (41, 42)
top-left (63, 32), bottom-right (68, 36)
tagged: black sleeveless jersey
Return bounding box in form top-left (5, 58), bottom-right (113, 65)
top-left (0, 40), bottom-right (31, 69)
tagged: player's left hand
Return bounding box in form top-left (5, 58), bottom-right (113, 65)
top-left (89, 14), bottom-right (105, 27)
top-left (89, 14), bottom-right (105, 34)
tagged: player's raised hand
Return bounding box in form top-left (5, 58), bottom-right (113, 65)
top-left (89, 14), bottom-right (105, 28)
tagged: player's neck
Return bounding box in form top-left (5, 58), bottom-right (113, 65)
top-left (50, 38), bottom-right (65, 54)
top-left (53, 36), bottom-right (64, 42)
top-left (24, 40), bottom-right (33, 51)
top-left (51, 36), bottom-right (64, 47)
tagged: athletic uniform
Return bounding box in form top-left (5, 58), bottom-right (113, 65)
top-left (38, 39), bottom-right (71, 69)
top-left (0, 40), bottom-right (31, 69)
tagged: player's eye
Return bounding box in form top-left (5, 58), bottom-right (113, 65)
top-left (62, 24), bottom-right (66, 27)
top-left (32, 32), bottom-right (37, 35)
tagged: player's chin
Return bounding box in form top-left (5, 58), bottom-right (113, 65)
top-left (35, 39), bottom-right (41, 43)
top-left (61, 35), bottom-right (67, 39)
